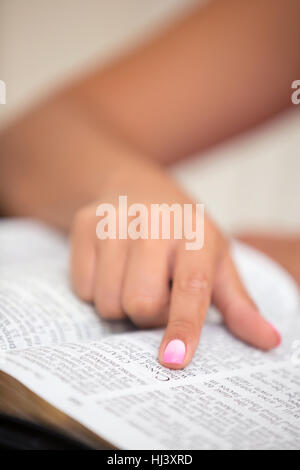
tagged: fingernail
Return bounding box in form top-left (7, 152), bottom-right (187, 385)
top-left (163, 339), bottom-right (186, 364)
top-left (270, 324), bottom-right (281, 345)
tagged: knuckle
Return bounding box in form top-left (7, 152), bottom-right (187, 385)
top-left (175, 271), bottom-right (209, 296)
top-left (123, 294), bottom-right (164, 318)
top-left (73, 279), bottom-right (92, 303)
top-left (169, 318), bottom-right (199, 336)
top-left (95, 294), bottom-right (123, 319)
top-left (71, 263), bottom-right (93, 303)
top-left (72, 206), bottom-right (94, 232)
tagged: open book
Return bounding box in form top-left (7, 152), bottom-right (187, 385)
top-left (0, 218), bottom-right (299, 449)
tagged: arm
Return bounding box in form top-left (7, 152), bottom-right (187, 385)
top-left (1, 0), bottom-right (300, 226)
top-left (76, 0), bottom-right (300, 162)
top-left (0, 0), bottom-right (294, 368)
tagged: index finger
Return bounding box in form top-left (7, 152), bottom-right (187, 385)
top-left (158, 245), bottom-right (216, 369)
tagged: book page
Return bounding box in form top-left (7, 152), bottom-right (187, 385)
top-left (0, 218), bottom-right (67, 267)
top-left (0, 219), bottom-right (131, 350)
top-left (1, 320), bottom-right (300, 449)
top-left (0, 218), bottom-right (299, 449)
top-left (0, 218), bottom-right (299, 351)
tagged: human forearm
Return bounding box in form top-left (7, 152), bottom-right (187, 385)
top-left (0, 94), bottom-right (157, 230)
top-left (76, 0), bottom-right (300, 162)
top-left (1, 0), bottom-right (299, 228)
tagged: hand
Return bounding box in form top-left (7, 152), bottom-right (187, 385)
top-left (70, 165), bottom-right (280, 369)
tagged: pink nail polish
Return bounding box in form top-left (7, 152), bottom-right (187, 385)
top-left (163, 339), bottom-right (186, 364)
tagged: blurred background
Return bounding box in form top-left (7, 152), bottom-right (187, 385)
top-left (1, 0), bottom-right (300, 234)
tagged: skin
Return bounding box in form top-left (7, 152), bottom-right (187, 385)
top-left (1, 0), bottom-right (299, 368)
top-left (237, 234), bottom-right (300, 287)
top-left (70, 170), bottom-right (280, 369)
